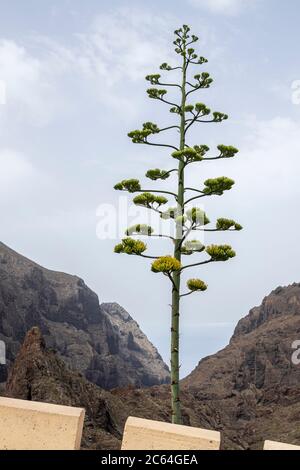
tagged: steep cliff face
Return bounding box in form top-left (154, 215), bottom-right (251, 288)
top-left (4, 327), bottom-right (194, 450)
top-left (5, 327), bottom-right (125, 449)
top-left (0, 242), bottom-right (169, 389)
top-left (183, 284), bottom-right (300, 449)
top-left (4, 270), bottom-right (300, 450)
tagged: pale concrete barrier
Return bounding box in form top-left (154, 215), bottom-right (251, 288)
top-left (0, 397), bottom-right (85, 450)
top-left (121, 417), bottom-right (220, 450)
top-left (264, 440), bottom-right (300, 451)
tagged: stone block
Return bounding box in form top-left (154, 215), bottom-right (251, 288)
top-left (0, 396), bottom-right (85, 450)
top-left (264, 440), bottom-right (300, 451)
top-left (121, 417), bottom-right (220, 450)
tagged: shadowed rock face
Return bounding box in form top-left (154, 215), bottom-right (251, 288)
top-left (4, 327), bottom-right (192, 450)
top-left (0, 242), bottom-right (169, 389)
top-left (182, 283), bottom-right (300, 449)
top-left (3, 243), bottom-right (300, 449)
top-left (6, 280), bottom-right (300, 451)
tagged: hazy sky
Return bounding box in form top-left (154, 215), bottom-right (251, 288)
top-left (1, 0), bottom-right (300, 377)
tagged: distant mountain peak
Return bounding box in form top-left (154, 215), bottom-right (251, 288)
top-left (232, 283), bottom-right (300, 339)
top-left (0, 242), bottom-right (170, 389)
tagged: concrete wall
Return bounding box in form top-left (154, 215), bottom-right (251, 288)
top-left (121, 417), bottom-right (220, 450)
top-left (264, 440), bottom-right (300, 451)
top-left (0, 397), bottom-right (85, 450)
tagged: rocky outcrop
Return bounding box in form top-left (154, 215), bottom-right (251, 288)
top-left (4, 276), bottom-right (300, 450)
top-left (0, 242), bottom-right (169, 389)
top-left (4, 327), bottom-right (198, 449)
top-left (5, 327), bottom-right (125, 449)
top-left (183, 283), bottom-right (300, 449)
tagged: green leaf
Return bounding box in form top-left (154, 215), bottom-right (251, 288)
top-left (114, 238), bottom-right (147, 255)
top-left (187, 279), bottom-right (207, 292)
top-left (206, 244), bottom-right (236, 261)
top-left (151, 256), bottom-right (181, 273)
top-left (114, 179), bottom-right (141, 193)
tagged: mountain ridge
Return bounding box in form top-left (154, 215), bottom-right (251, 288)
top-left (0, 241), bottom-right (169, 389)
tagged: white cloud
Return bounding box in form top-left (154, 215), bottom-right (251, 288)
top-left (0, 40), bottom-right (65, 126)
top-left (72, 8), bottom-right (176, 112)
top-left (240, 116), bottom-right (300, 197)
top-left (189, 0), bottom-right (255, 15)
top-left (0, 149), bottom-right (35, 194)
top-left (0, 8), bottom-right (179, 125)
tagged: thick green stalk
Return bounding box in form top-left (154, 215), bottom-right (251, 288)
top-left (171, 45), bottom-right (187, 425)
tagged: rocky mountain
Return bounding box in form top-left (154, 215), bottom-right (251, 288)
top-left (5, 327), bottom-right (175, 449)
top-left (182, 283), bottom-right (300, 449)
top-left (5, 283), bottom-right (300, 450)
top-left (0, 242), bottom-right (169, 389)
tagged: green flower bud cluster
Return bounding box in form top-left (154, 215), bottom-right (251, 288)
top-left (145, 74), bottom-right (161, 85)
top-left (151, 256), bottom-right (181, 273)
top-left (173, 36), bottom-right (183, 54)
top-left (114, 238), bottom-right (147, 256)
top-left (133, 192), bottom-right (168, 208)
top-left (206, 244), bottom-right (236, 261)
top-left (184, 104), bottom-right (195, 113)
top-left (217, 145), bottom-right (239, 158)
top-left (170, 106), bottom-right (181, 114)
top-left (198, 56), bottom-right (208, 64)
top-left (173, 25), bottom-right (192, 55)
top-left (143, 122), bottom-right (160, 133)
top-left (128, 129), bottom-right (151, 143)
top-left (147, 88), bottom-right (167, 100)
top-left (146, 169), bottom-right (170, 181)
top-left (160, 207), bottom-right (178, 220)
top-left (187, 48), bottom-right (197, 61)
top-left (216, 218), bottom-right (242, 231)
top-left (114, 179), bottom-right (141, 193)
top-left (125, 224), bottom-right (154, 236)
top-left (194, 145), bottom-right (210, 158)
top-left (187, 279), bottom-right (207, 292)
top-left (195, 102), bottom-right (211, 116)
top-left (160, 63), bottom-right (173, 71)
top-left (194, 72), bottom-right (213, 89)
top-left (128, 122), bottom-right (160, 144)
top-left (213, 112), bottom-right (228, 122)
top-left (181, 240), bottom-right (205, 255)
top-left (186, 207), bottom-right (210, 226)
top-left (203, 177), bottom-right (235, 196)
top-left (172, 145), bottom-right (209, 164)
top-left (175, 215), bottom-right (187, 226)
